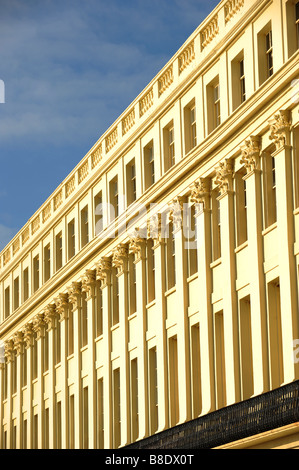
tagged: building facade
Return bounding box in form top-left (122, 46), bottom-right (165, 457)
top-left (0, 0), bottom-right (299, 450)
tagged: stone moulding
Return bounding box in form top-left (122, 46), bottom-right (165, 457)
top-left (179, 41), bottom-right (195, 74)
top-left (158, 65), bottom-right (174, 96)
top-left (201, 14), bottom-right (219, 50)
top-left (224, 0), bottom-right (245, 24)
top-left (139, 88), bottom-right (154, 117)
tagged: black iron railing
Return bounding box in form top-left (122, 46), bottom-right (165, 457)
top-left (125, 380), bottom-right (299, 449)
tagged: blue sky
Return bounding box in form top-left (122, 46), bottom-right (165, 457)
top-left (0, 0), bottom-right (219, 251)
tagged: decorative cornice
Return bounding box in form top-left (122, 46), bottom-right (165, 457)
top-left (240, 136), bottom-right (261, 173)
top-left (112, 244), bottom-right (129, 275)
top-left (269, 110), bottom-right (291, 150)
top-left (43, 304), bottom-right (58, 330)
top-left (96, 257), bottom-right (112, 288)
top-left (215, 159), bottom-right (234, 195)
top-left (55, 293), bottom-right (69, 321)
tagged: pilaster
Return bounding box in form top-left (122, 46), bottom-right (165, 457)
top-left (112, 244), bottom-right (130, 446)
top-left (129, 229), bottom-right (148, 439)
top-left (241, 136), bottom-right (269, 394)
top-left (55, 292), bottom-right (69, 449)
top-left (22, 323), bottom-right (34, 449)
top-left (269, 110), bottom-right (299, 383)
top-left (4, 339), bottom-right (14, 448)
top-left (82, 270), bottom-right (97, 448)
top-left (32, 314), bottom-right (46, 448)
top-left (13, 331), bottom-right (25, 449)
top-left (190, 177), bottom-right (215, 415)
top-left (168, 196), bottom-right (191, 424)
top-left (215, 158), bottom-right (241, 405)
top-left (96, 258), bottom-right (112, 448)
top-left (43, 304), bottom-right (58, 448)
top-left (147, 214), bottom-right (168, 432)
top-left (68, 282), bottom-right (82, 448)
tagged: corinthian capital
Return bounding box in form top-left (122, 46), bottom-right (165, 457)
top-left (112, 244), bottom-right (129, 275)
top-left (43, 304), bottom-right (58, 331)
top-left (22, 323), bottom-right (35, 349)
top-left (147, 213), bottom-right (163, 247)
top-left (67, 282), bottom-right (82, 310)
top-left (32, 314), bottom-right (46, 340)
top-left (4, 339), bottom-right (15, 363)
top-left (215, 159), bottom-right (234, 195)
top-left (240, 136), bottom-right (261, 173)
top-left (13, 331), bottom-right (25, 356)
top-left (168, 196), bottom-right (184, 232)
top-left (129, 227), bottom-right (146, 262)
top-left (55, 293), bottom-right (69, 321)
top-left (269, 110), bottom-right (291, 150)
top-left (96, 257), bottom-right (112, 288)
top-left (190, 178), bottom-right (210, 208)
top-left (82, 269), bottom-right (97, 297)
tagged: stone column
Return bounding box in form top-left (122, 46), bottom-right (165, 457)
top-left (112, 244), bottom-right (130, 446)
top-left (32, 314), bottom-right (46, 449)
top-left (22, 323), bottom-right (34, 449)
top-left (4, 340), bottom-right (14, 448)
top-left (269, 110), bottom-right (299, 383)
top-left (215, 159), bottom-right (241, 405)
top-left (148, 214), bottom-right (168, 432)
top-left (68, 282), bottom-right (82, 449)
top-left (13, 331), bottom-right (25, 449)
top-left (43, 304), bottom-right (58, 449)
top-left (96, 258), bottom-right (112, 449)
top-left (82, 270), bottom-right (97, 449)
top-left (129, 228), bottom-right (148, 440)
top-left (190, 178), bottom-right (215, 415)
top-left (55, 293), bottom-right (69, 449)
top-left (240, 136), bottom-right (269, 394)
top-left (168, 197), bottom-right (191, 423)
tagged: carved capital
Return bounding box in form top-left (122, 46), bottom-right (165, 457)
top-left (82, 269), bottom-right (97, 297)
top-left (215, 159), bottom-right (234, 195)
top-left (13, 331), bottom-right (25, 356)
top-left (96, 257), bottom-right (112, 289)
top-left (168, 196), bottom-right (184, 232)
top-left (55, 293), bottom-right (69, 321)
top-left (240, 136), bottom-right (261, 173)
top-left (22, 323), bottom-right (35, 349)
top-left (269, 110), bottom-right (291, 150)
top-left (112, 244), bottom-right (129, 275)
top-left (43, 304), bottom-right (58, 331)
top-left (129, 227), bottom-right (146, 262)
top-left (190, 178), bottom-right (211, 209)
top-left (147, 213), bottom-right (164, 247)
top-left (4, 339), bottom-right (15, 363)
top-left (32, 314), bottom-right (46, 340)
top-left (67, 282), bottom-right (82, 311)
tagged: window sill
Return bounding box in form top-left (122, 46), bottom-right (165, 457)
top-left (210, 258), bottom-right (222, 269)
top-left (234, 240), bottom-right (248, 254)
top-left (262, 222), bottom-right (277, 236)
top-left (187, 272), bottom-right (198, 283)
top-left (165, 286), bottom-right (176, 297)
top-left (146, 299), bottom-right (156, 309)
